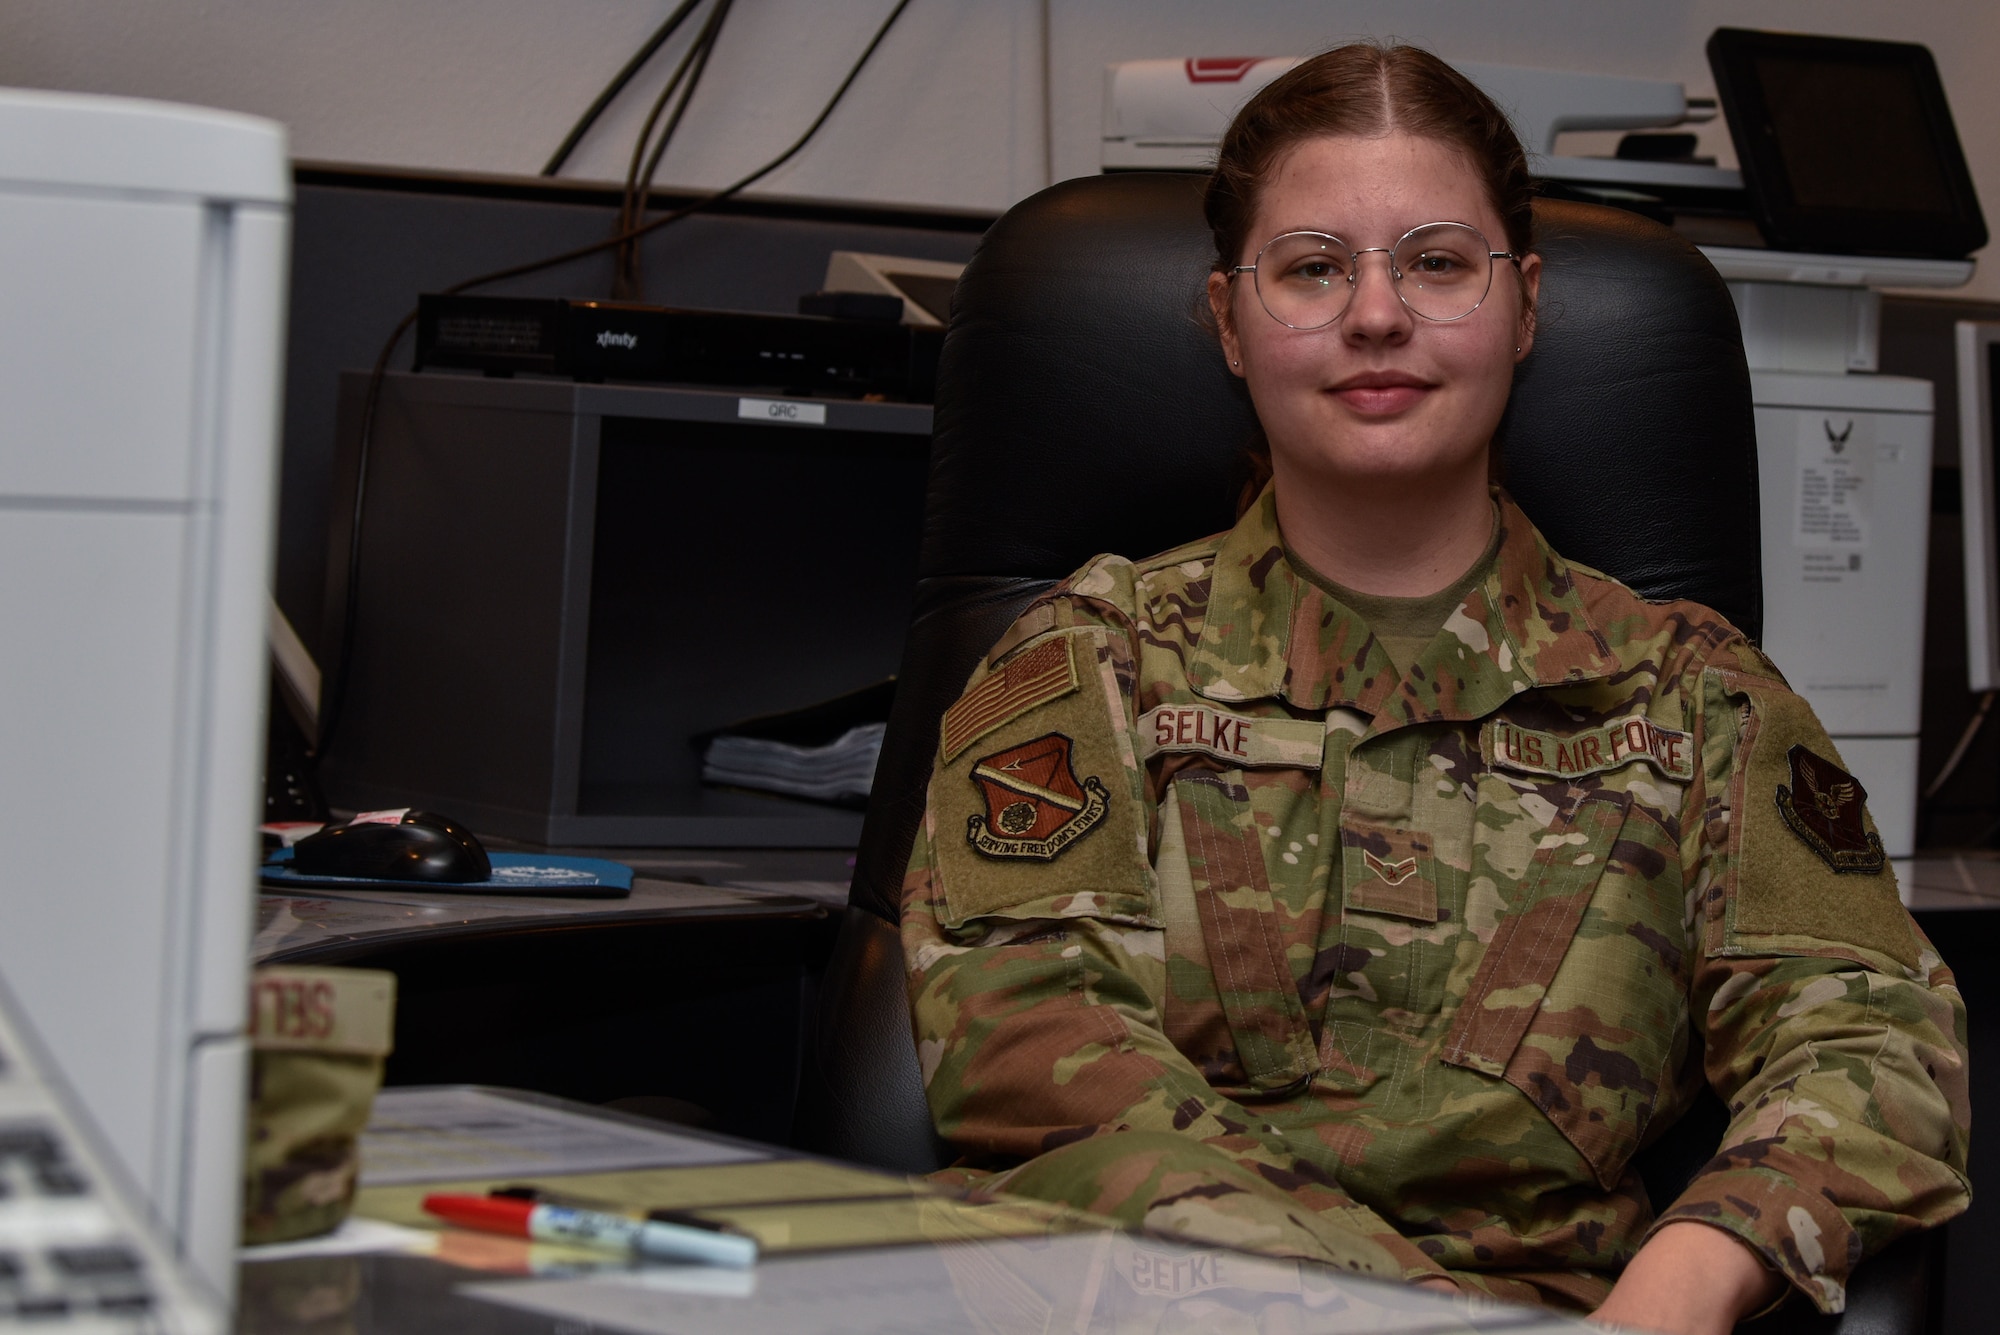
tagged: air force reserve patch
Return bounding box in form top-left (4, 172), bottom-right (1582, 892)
top-left (1775, 743), bottom-right (1886, 874)
top-left (966, 732), bottom-right (1108, 861)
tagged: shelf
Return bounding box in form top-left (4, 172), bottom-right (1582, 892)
top-left (322, 371), bottom-right (923, 851)
top-left (383, 370), bottom-right (934, 435)
top-left (1699, 246), bottom-right (1975, 289)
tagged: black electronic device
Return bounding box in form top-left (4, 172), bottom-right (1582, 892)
top-left (414, 295), bottom-right (942, 400)
top-left (1706, 27), bottom-right (1987, 258)
top-left (289, 809), bottom-right (492, 883)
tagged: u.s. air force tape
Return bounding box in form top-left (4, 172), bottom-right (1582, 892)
top-left (1138, 703), bottom-right (1324, 769)
top-left (1481, 714), bottom-right (1693, 782)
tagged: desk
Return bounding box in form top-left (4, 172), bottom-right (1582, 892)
top-left (1900, 854), bottom-right (2000, 1335)
top-left (1884, 857), bottom-right (2000, 1334)
top-left (256, 862), bottom-right (836, 1146)
top-left (1902, 850), bottom-right (2000, 910)
top-left (238, 1086), bottom-right (1586, 1334)
top-left (255, 878), bottom-right (824, 967)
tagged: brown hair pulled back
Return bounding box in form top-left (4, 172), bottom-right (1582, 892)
top-left (1206, 43), bottom-right (1534, 274)
top-left (1205, 44), bottom-right (1536, 510)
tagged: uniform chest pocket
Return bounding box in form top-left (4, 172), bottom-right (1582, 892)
top-left (1154, 770), bottom-right (1320, 1097)
top-left (1442, 768), bottom-right (1676, 1188)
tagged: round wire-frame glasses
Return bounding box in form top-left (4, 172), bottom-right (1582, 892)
top-left (1231, 221), bottom-right (1521, 328)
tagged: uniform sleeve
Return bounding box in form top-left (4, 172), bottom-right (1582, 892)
top-left (1652, 639), bottom-right (1971, 1315)
top-left (900, 583), bottom-right (1448, 1284)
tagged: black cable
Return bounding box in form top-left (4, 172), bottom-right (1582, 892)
top-left (440, 0), bottom-right (913, 297)
top-left (317, 0), bottom-right (916, 759)
top-left (635, 0), bottom-right (733, 224)
top-left (618, 2), bottom-right (714, 222)
top-left (542, 0), bottom-right (706, 177)
top-left (624, 0), bottom-right (736, 287)
top-left (315, 306), bottom-right (417, 759)
top-left (617, 0), bottom-right (733, 296)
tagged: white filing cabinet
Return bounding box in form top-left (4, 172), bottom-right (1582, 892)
top-left (1751, 371), bottom-right (1933, 859)
top-left (0, 90), bottom-right (288, 1300)
top-left (1705, 247), bottom-right (1974, 865)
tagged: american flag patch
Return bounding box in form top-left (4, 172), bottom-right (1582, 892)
top-left (941, 636), bottom-right (1078, 761)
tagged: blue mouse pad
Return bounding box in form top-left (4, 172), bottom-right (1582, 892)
top-left (260, 851), bottom-right (633, 899)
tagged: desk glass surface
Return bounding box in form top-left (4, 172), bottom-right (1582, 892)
top-left (239, 1088), bottom-right (1588, 1335)
top-left (457, 1234), bottom-right (1577, 1335)
top-left (241, 1232), bottom-right (1583, 1335)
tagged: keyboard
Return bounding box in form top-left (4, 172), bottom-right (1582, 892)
top-left (0, 988), bottom-right (222, 1333)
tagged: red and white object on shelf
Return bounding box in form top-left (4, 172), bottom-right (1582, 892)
top-left (1101, 55), bottom-right (1729, 189)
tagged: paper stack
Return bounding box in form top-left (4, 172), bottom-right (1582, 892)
top-left (701, 721), bottom-right (887, 805)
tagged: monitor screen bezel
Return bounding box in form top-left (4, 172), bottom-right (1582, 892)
top-left (1707, 27), bottom-right (1988, 259)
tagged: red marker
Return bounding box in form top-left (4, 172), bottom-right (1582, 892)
top-left (421, 1193), bottom-right (756, 1268)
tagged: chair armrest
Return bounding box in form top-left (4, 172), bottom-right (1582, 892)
top-left (793, 905), bottom-right (951, 1174)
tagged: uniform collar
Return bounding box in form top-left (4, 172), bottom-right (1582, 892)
top-left (1186, 484), bottom-right (1618, 724)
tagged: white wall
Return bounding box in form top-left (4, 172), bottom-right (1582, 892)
top-left (0, 0), bottom-right (1052, 209)
top-left (3, 0), bottom-right (1996, 297)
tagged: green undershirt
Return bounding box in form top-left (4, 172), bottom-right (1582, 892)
top-left (1285, 506), bottom-right (1502, 680)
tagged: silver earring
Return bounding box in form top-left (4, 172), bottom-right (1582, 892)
top-left (1231, 359), bottom-right (1240, 367)
top-left (1514, 346), bottom-right (1522, 355)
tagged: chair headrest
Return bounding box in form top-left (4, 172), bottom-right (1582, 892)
top-left (925, 173), bottom-right (1760, 639)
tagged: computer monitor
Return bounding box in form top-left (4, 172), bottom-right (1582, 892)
top-left (1957, 321), bottom-right (2000, 690)
top-left (1708, 28), bottom-right (1988, 258)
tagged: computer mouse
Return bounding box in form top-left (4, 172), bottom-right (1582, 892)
top-left (289, 809), bottom-right (492, 883)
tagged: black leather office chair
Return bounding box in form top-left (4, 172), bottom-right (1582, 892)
top-left (796, 173), bottom-right (1942, 1334)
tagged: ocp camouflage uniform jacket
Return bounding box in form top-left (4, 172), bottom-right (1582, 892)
top-left (901, 486), bottom-right (1970, 1315)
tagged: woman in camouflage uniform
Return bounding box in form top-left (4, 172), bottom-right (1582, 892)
top-left (900, 44), bottom-right (1969, 1334)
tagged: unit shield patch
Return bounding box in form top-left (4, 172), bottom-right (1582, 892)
top-left (1775, 743), bottom-right (1886, 874)
top-left (966, 732), bottom-right (1108, 861)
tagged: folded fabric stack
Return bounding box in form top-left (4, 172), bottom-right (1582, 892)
top-left (701, 721), bottom-right (887, 804)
